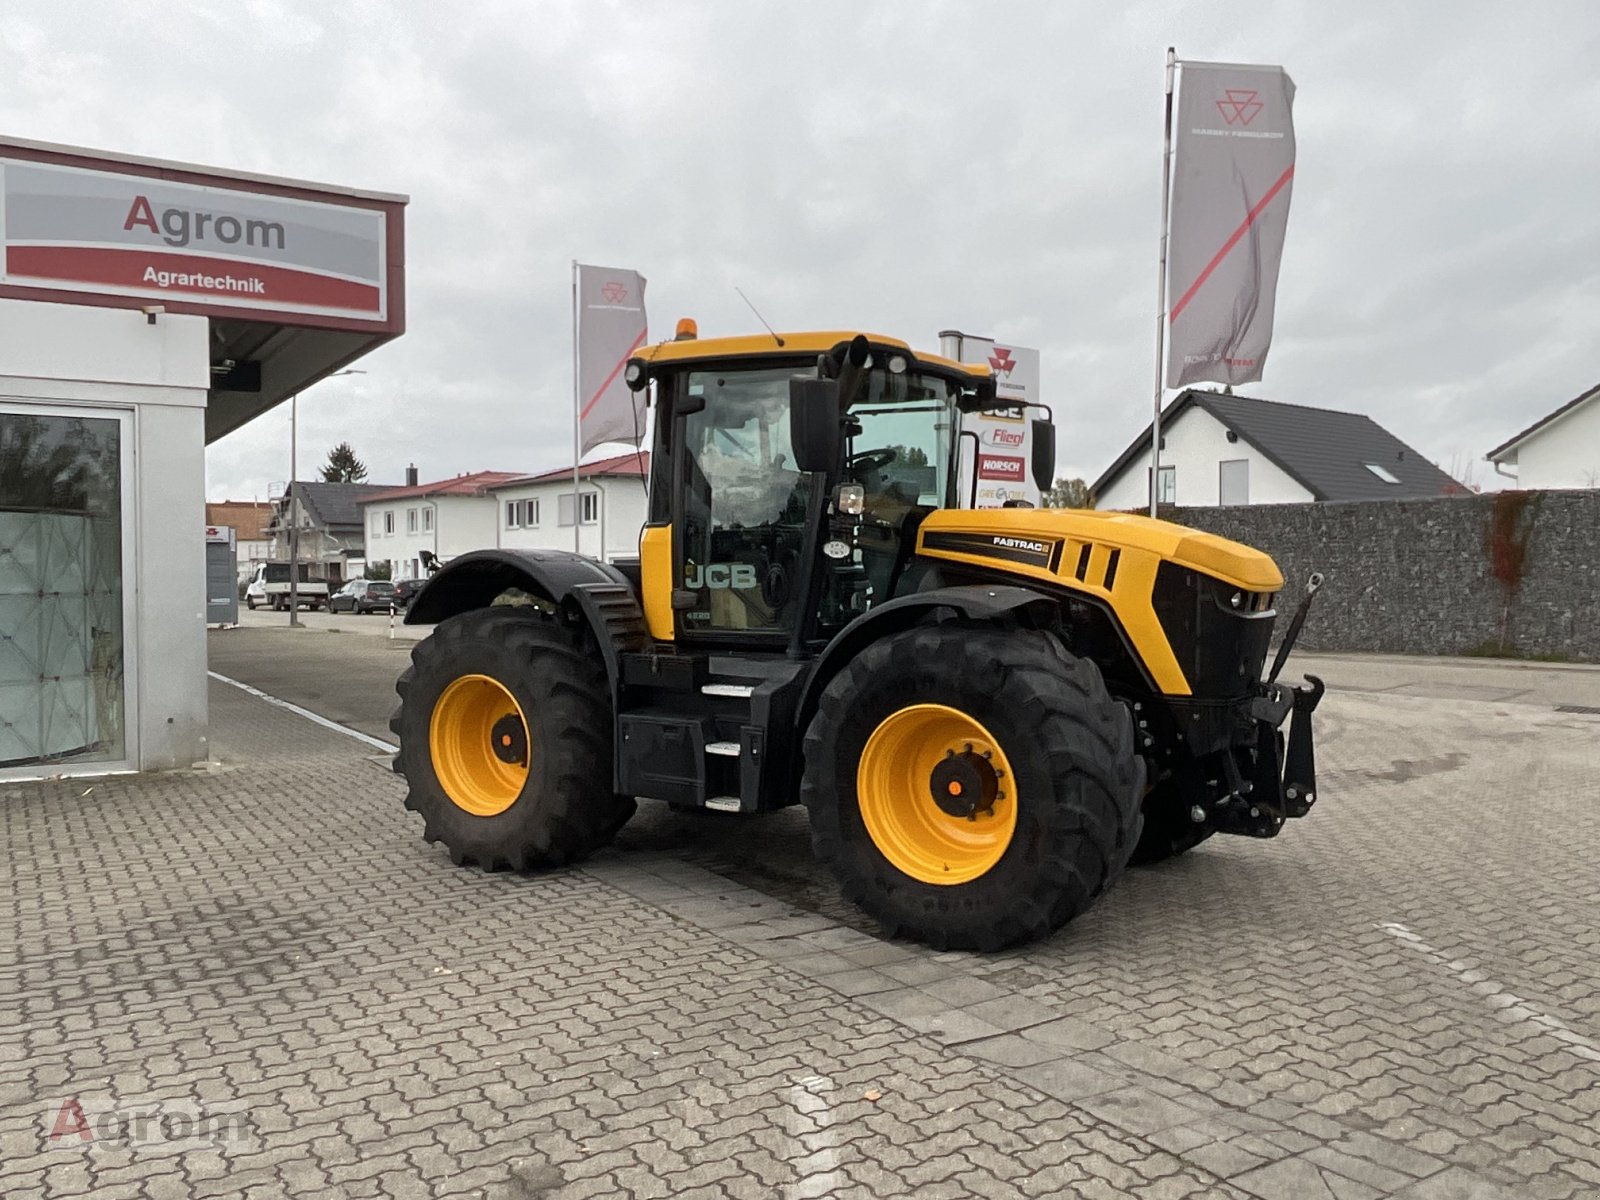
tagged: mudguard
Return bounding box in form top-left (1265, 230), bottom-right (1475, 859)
top-left (403, 549), bottom-right (633, 625)
top-left (796, 584), bottom-right (1058, 728)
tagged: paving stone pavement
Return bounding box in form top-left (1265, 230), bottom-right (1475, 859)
top-left (2, 663), bottom-right (1596, 1198)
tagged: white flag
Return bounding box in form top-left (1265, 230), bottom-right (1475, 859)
top-left (1166, 62), bottom-right (1296, 388)
top-left (577, 264), bottom-right (648, 454)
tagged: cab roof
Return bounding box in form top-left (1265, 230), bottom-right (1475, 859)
top-left (634, 330), bottom-right (990, 379)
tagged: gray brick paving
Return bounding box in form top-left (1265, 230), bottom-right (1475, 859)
top-left (3, 638), bottom-right (1596, 1197)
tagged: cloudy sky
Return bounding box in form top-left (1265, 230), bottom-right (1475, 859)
top-left (6, 1), bottom-right (1598, 499)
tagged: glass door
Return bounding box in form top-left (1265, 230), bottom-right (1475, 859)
top-left (0, 404), bottom-right (134, 776)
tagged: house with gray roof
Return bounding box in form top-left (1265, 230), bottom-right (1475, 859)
top-left (1091, 391), bottom-right (1464, 510)
top-left (266, 480), bottom-right (397, 583)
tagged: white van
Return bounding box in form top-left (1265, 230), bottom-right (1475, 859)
top-left (245, 562), bottom-right (331, 611)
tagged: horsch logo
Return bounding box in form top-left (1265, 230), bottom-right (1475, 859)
top-left (977, 455), bottom-right (1026, 482)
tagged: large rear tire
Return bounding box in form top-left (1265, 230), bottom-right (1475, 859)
top-left (392, 607), bottom-right (635, 869)
top-left (801, 626), bottom-right (1145, 951)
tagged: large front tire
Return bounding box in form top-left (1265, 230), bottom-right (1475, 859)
top-left (801, 626), bottom-right (1144, 951)
top-left (392, 607), bottom-right (635, 869)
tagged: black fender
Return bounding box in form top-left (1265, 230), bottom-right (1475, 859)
top-left (795, 583), bottom-right (1059, 731)
top-left (404, 549), bottom-right (630, 624)
top-left (403, 550), bottom-right (648, 703)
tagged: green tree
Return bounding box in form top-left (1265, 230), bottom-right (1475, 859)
top-left (1043, 476), bottom-right (1091, 509)
top-left (320, 442), bottom-right (368, 483)
top-left (365, 560), bottom-right (392, 581)
top-left (884, 445), bottom-right (929, 467)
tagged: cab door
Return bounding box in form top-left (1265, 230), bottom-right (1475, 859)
top-left (671, 366), bottom-right (814, 644)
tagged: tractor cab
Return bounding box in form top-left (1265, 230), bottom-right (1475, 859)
top-left (626, 329), bottom-right (1051, 656)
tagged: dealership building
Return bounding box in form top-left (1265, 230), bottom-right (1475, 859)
top-left (0, 137), bottom-right (405, 779)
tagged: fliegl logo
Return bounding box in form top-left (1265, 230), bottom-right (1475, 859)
top-left (684, 563), bottom-right (758, 590)
top-left (981, 426), bottom-right (1026, 449)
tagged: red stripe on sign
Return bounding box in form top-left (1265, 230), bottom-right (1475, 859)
top-left (5, 246), bottom-right (382, 314)
top-left (1168, 164), bottom-right (1295, 324)
top-left (580, 328), bottom-right (650, 419)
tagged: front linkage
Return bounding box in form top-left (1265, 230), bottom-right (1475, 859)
top-left (1205, 572), bottom-right (1327, 840)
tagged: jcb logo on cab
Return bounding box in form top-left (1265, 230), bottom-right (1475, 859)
top-left (685, 563), bottom-right (758, 590)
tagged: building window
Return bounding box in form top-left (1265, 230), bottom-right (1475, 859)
top-left (559, 492), bottom-right (599, 526)
top-left (521, 499), bottom-right (540, 527)
top-left (422, 508), bottom-right (433, 532)
top-left (370, 512), bottom-right (382, 536)
top-left (1149, 465), bottom-right (1176, 504)
top-left (383, 511), bottom-right (395, 535)
top-left (1219, 459), bottom-right (1249, 506)
top-left (506, 501), bottom-right (519, 528)
top-left (406, 508), bottom-right (418, 533)
top-left (1364, 462), bottom-right (1401, 484)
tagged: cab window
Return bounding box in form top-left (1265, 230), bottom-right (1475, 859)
top-left (679, 367), bottom-right (811, 636)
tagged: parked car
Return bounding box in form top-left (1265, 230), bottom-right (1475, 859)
top-left (329, 579), bottom-right (397, 614)
top-left (391, 578), bottom-right (427, 609)
top-left (245, 562), bottom-right (331, 611)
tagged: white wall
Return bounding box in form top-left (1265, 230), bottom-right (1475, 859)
top-left (1096, 404), bottom-right (1313, 510)
top-left (0, 297), bottom-right (211, 774)
top-left (361, 493), bottom-right (500, 579)
top-left (1508, 399), bottom-right (1600, 489)
top-left (496, 475), bottom-right (649, 561)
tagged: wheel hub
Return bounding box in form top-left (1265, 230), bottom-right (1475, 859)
top-left (490, 714), bottom-right (528, 766)
top-left (929, 748), bottom-right (999, 819)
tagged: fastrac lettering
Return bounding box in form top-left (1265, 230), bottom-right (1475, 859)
top-left (991, 536), bottom-right (1049, 555)
top-left (141, 266), bottom-right (267, 295)
top-left (124, 195), bottom-right (286, 251)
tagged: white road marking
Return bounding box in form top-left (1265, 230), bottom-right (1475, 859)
top-left (1378, 921), bottom-right (1600, 1063)
top-left (784, 1073), bottom-right (844, 1199)
top-left (207, 671), bottom-right (399, 754)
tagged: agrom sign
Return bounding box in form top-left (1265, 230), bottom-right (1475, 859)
top-left (0, 160), bottom-right (387, 321)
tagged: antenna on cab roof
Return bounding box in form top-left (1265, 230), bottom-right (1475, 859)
top-left (734, 286), bottom-right (785, 348)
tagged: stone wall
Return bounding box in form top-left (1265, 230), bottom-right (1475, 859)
top-left (1166, 490), bottom-right (1600, 662)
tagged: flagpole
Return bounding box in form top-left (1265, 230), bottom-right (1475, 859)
top-left (571, 259), bottom-right (581, 553)
top-left (1151, 46), bottom-right (1176, 518)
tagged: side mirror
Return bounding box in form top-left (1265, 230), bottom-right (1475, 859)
top-left (790, 377), bottom-right (841, 473)
top-left (1031, 418), bottom-right (1056, 494)
top-left (957, 376), bottom-right (1000, 413)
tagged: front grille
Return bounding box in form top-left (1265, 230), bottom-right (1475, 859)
top-left (1152, 562), bottom-right (1276, 699)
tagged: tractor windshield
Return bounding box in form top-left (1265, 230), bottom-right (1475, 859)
top-left (843, 369), bottom-right (960, 520)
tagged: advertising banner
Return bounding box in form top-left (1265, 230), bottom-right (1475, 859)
top-left (943, 335), bottom-right (1042, 508)
top-left (1165, 62), bottom-right (1296, 388)
top-left (0, 159), bottom-right (388, 321)
top-left (577, 264), bottom-right (649, 453)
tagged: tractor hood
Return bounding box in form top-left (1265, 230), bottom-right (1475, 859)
top-left (915, 508), bottom-right (1283, 594)
top-left (914, 509), bottom-right (1284, 697)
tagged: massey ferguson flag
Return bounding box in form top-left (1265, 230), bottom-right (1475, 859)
top-left (0, 159), bottom-right (388, 320)
top-left (1166, 62), bottom-right (1296, 389)
top-left (577, 264), bottom-right (648, 453)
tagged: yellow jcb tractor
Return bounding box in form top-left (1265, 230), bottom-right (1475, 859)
top-left (393, 328), bottom-right (1323, 950)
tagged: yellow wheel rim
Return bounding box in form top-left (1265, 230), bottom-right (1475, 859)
top-left (856, 703), bottom-right (1018, 885)
top-left (428, 674), bottom-right (530, 817)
